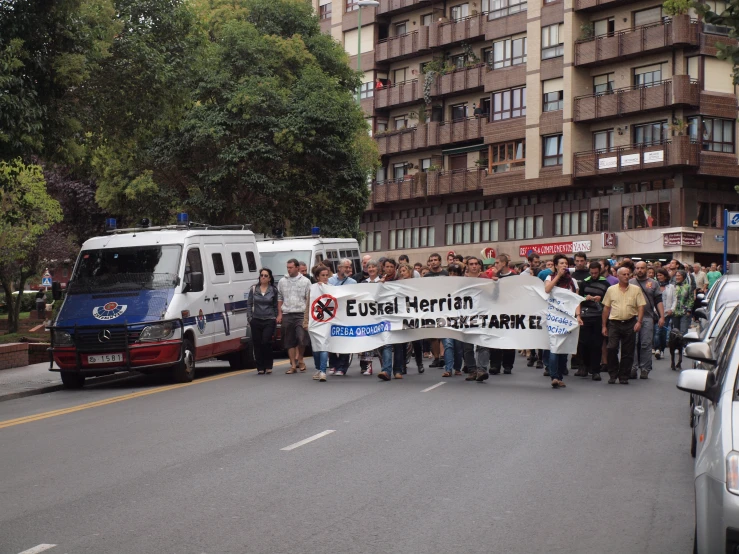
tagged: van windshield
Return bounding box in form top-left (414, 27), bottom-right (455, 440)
top-left (258, 250), bottom-right (312, 281)
top-left (67, 245), bottom-right (182, 294)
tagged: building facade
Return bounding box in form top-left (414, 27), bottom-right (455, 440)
top-left (313, 0), bottom-right (739, 266)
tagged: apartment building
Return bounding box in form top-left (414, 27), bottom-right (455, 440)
top-left (313, 0), bottom-right (739, 266)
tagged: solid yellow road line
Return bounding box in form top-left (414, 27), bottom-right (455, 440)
top-left (0, 360), bottom-right (290, 430)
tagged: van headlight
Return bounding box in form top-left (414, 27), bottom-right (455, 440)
top-left (53, 329), bottom-right (73, 346)
top-left (727, 451), bottom-right (739, 495)
top-left (139, 322), bottom-right (175, 342)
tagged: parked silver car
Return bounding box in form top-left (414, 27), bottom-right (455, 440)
top-left (677, 307), bottom-right (739, 553)
top-left (695, 274), bottom-right (739, 331)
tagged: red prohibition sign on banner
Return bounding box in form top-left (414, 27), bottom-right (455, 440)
top-left (311, 294), bottom-right (338, 323)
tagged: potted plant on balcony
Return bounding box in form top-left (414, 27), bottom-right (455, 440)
top-left (668, 118), bottom-right (689, 136)
top-left (663, 0), bottom-right (693, 41)
top-left (662, 0), bottom-right (690, 16)
top-left (579, 22), bottom-right (594, 40)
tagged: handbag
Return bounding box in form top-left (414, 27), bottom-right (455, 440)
top-left (635, 279), bottom-right (659, 322)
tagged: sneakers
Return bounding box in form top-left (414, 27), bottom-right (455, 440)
top-left (417, 362), bottom-right (425, 374)
top-left (475, 371), bottom-right (489, 382)
top-left (573, 369), bottom-right (588, 378)
top-left (429, 358), bottom-right (444, 368)
top-left (503, 368), bottom-right (512, 375)
top-left (535, 360), bottom-right (544, 369)
top-left (592, 373), bottom-right (602, 381)
top-left (526, 358), bottom-right (535, 367)
top-left (312, 371), bottom-right (321, 380)
top-left (319, 372), bottom-right (327, 382)
top-left (490, 367), bottom-right (501, 375)
top-left (334, 371), bottom-right (346, 376)
top-left (465, 372), bottom-right (478, 381)
top-left (377, 371), bottom-right (391, 381)
top-left (629, 369), bottom-right (638, 380)
top-left (655, 351), bottom-right (662, 360)
top-left (364, 367), bottom-right (373, 376)
top-left (640, 370), bottom-right (648, 379)
top-left (543, 369), bottom-right (550, 377)
top-left (328, 368), bottom-right (336, 375)
top-left (551, 379), bottom-right (560, 388)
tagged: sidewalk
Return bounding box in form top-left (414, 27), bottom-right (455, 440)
top-left (0, 362), bottom-right (133, 402)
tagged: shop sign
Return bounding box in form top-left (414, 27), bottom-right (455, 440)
top-left (621, 153), bottom-right (640, 167)
top-left (598, 157), bottom-right (617, 169)
top-left (663, 232), bottom-right (703, 247)
top-left (519, 241), bottom-right (592, 258)
top-left (643, 150), bottom-right (664, 164)
top-left (715, 235), bottom-right (725, 242)
top-left (602, 232), bottom-right (617, 249)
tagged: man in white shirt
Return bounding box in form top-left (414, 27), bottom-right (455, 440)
top-left (277, 259), bottom-right (312, 374)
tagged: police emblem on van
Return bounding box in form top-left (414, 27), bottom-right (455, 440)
top-left (92, 302), bottom-right (128, 321)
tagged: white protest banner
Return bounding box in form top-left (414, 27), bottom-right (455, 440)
top-left (308, 275), bottom-right (582, 354)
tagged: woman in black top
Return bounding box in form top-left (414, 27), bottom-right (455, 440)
top-left (247, 268), bottom-right (279, 374)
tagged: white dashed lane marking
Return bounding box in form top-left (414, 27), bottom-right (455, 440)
top-left (17, 545), bottom-right (56, 554)
top-left (280, 430), bottom-right (336, 451)
top-left (421, 382), bottom-right (446, 393)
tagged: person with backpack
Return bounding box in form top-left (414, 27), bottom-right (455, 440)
top-left (629, 261), bottom-right (664, 380)
top-left (247, 268), bottom-right (279, 375)
top-left (577, 261), bottom-right (610, 381)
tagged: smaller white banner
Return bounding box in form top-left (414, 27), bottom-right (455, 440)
top-left (620, 153), bottom-right (640, 167)
top-left (598, 157), bottom-right (617, 169)
top-left (643, 150), bottom-right (664, 164)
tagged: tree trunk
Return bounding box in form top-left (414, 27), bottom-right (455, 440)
top-left (9, 269), bottom-right (28, 335)
top-left (1, 282), bottom-right (16, 335)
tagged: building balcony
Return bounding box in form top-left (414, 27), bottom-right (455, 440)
top-left (698, 151), bottom-right (739, 178)
top-left (430, 63), bottom-right (486, 97)
top-left (573, 137), bottom-right (700, 178)
top-left (375, 27), bottom-right (429, 63)
top-left (574, 0), bottom-right (643, 11)
top-left (574, 16), bottom-right (699, 67)
top-left (486, 10), bottom-right (527, 41)
top-left (372, 168), bottom-right (486, 203)
top-left (376, 118), bottom-right (485, 156)
top-left (373, 79), bottom-right (421, 109)
top-left (483, 116), bottom-right (525, 144)
top-left (484, 63), bottom-right (526, 92)
top-left (573, 76), bottom-right (700, 122)
top-left (377, 0), bottom-right (432, 16)
top-left (428, 12), bottom-right (488, 49)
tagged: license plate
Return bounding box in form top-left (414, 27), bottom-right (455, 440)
top-left (87, 353), bottom-right (124, 364)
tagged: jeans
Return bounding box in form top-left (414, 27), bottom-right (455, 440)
top-left (313, 350), bottom-right (328, 372)
top-left (329, 352), bottom-right (351, 373)
top-left (380, 344), bottom-right (406, 375)
top-left (548, 353), bottom-right (568, 381)
top-left (672, 314), bottom-right (692, 335)
top-left (442, 338), bottom-right (463, 372)
top-left (634, 317), bottom-right (655, 373)
top-left (579, 320), bottom-right (603, 373)
top-left (250, 318), bottom-right (276, 372)
top-left (654, 316), bottom-right (669, 352)
top-left (607, 319), bottom-right (636, 380)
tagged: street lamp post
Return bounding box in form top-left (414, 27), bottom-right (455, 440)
top-left (356, 0), bottom-right (380, 104)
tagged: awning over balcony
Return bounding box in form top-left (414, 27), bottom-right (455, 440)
top-left (442, 144), bottom-right (486, 156)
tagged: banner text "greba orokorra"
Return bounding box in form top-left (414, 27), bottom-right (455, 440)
top-left (345, 294), bottom-right (544, 331)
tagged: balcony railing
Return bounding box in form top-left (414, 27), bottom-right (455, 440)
top-left (575, 16), bottom-right (699, 66)
top-left (372, 168), bottom-right (486, 203)
top-left (428, 12), bottom-right (488, 49)
top-left (573, 137), bottom-right (699, 177)
top-left (375, 27), bottom-right (429, 63)
top-left (573, 77), bottom-right (700, 122)
top-left (374, 79), bottom-right (421, 109)
top-left (377, 0), bottom-right (431, 15)
top-left (574, 0), bottom-right (642, 10)
top-left (376, 117), bottom-right (485, 156)
top-left (430, 63), bottom-right (486, 96)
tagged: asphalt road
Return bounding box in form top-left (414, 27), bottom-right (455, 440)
top-left (0, 354), bottom-right (694, 554)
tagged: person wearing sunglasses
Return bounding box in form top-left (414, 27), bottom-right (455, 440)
top-left (247, 268), bottom-right (279, 375)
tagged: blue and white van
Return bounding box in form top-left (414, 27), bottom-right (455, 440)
top-left (50, 220), bottom-right (260, 388)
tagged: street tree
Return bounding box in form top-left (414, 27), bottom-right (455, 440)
top-left (0, 160), bottom-right (64, 333)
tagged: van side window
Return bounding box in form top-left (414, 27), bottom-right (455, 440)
top-left (245, 251), bottom-right (257, 272)
top-left (185, 249), bottom-right (204, 293)
top-left (212, 253), bottom-right (225, 275)
top-left (315, 253), bottom-right (324, 266)
top-left (231, 252), bottom-right (244, 273)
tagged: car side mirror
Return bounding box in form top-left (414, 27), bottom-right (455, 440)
top-left (684, 342), bottom-right (716, 364)
top-left (694, 307), bottom-right (708, 320)
top-left (682, 330), bottom-right (700, 344)
top-left (696, 293), bottom-right (705, 302)
top-left (677, 369), bottom-right (718, 403)
top-left (182, 271), bottom-right (203, 293)
top-left (51, 281), bottom-right (63, 301)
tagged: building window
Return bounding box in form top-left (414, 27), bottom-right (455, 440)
top-left (394, 115), bottom-right (408, 130)
top-left (634, 63), bottom-right (664, 87)
top-left (421, 13), bottom-right (433, 25)
top-left (346, 0), bottom-right (358, 12)
top-left (319, 2), bottom-right (332, 19)
top-left (542, 76), bottom-right (564, 112)
top-left (395, 21), bottom-right (408, 35)
top-left (487, 0), bottom-right (527, 19)
top-left (492, 87), bottom-right (526, 120)
top-left (490, 140), bottom-right (525, 173)
top-left (420, 158), bottom-right (431, 172)
top-left (451, 103), bottom-right (468, 120)
top-left (697, 202), bottom-right (739, 227)
top-left (591, 208), bottom-right (609, 232)
top-left (451, 54), bottom-right (467, 69)
top-left (535, 215), bottom-right (544, 237)
top-left (689, 117), bottom-right (735, 153)
top-left (450, 3), bottom-right (469, 20)
top-left (541, 24), bottom-right (564, 59)
top-left (634, 121), bottom-right (668, 146)
top-left (633, 6), bottom-right (663, 26)
top-left (393, 163), bottom-right (407, 180)
top-left (622, 203), bottom-right (671, 229)
top-left (594, 17), bottom-right (614, 36)
top-left (554, 212), bottom-right (587, 236)
top-left (686, 56), bottom-right (700, 80)
top-left (481, 220), bottom-right (500, 241)
top-left (393, 67), bottom-right (407, 84)
top-left (359, 81), bottom-right (374, 99)
top-left (491, 37), bottom-right (527, 69)
top-left (543, 135), bottom-right (563, 166)
top-left (593, 129), bottom-right (615, 152)
top-left (593, 73), bottom-right (614, 95)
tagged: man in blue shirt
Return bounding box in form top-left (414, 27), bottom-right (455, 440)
top-left (327, 259), bottom-right (356, 375)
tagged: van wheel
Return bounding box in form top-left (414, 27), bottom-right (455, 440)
top-left (229, 343), bottom-right (256, 370)
top-left (172, 337), bottom-right (196, 383)
top-left (60, 371), bottom-right (85, 389)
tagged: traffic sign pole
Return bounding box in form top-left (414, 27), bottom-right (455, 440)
top-left (724, 209), bottom-right (729, 274)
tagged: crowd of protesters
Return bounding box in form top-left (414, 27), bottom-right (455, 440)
top-left (246, 251), bottom-right (727, 388)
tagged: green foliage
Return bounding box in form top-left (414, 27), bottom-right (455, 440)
top-left (579, 22), bottom-right (595, 40)
top-left (663, 0), bottom-right (691, 15)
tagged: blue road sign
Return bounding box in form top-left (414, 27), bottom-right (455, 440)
top-left (729, 211), bottom-right (739, 228)
top-left (41, 276), bottom-right (52, 287)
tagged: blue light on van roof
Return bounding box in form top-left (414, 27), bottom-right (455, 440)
top-left (311, 227), bottom-right (320, 236)
top-left (105, 218), bottom-right (117, 231)
top-left (177, 213), bottom-right (189, 225)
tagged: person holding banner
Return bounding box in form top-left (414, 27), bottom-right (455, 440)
top-left (440, 263), bottom-right (465, 378)
top-left (424, 253), bottom-right (449, 369)
top-left (462, 256), bottom-right (492, 382)
top-left (577, 261), bottom-right (610, 381)
top-left (489, 254), bottom-right (517, 376)
top-left (359, 260), bottom-right (382, 376)
top-left (305, 265), bottom-right (332, 382)
top-left (377, 259), bottom-right (406, 381)
top-left (544, 254), bottom-right (580, 388)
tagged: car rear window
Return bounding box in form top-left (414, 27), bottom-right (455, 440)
top-left (716, 282), bottom-right (739, 310)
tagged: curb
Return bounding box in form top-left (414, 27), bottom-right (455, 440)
top-left (0, 372), bottom-right (138, 403)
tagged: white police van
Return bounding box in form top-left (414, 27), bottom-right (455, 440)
top-left (50, 216), bottom-right (260, 388)
top-left (257, 234), bottom-right (362, 281)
